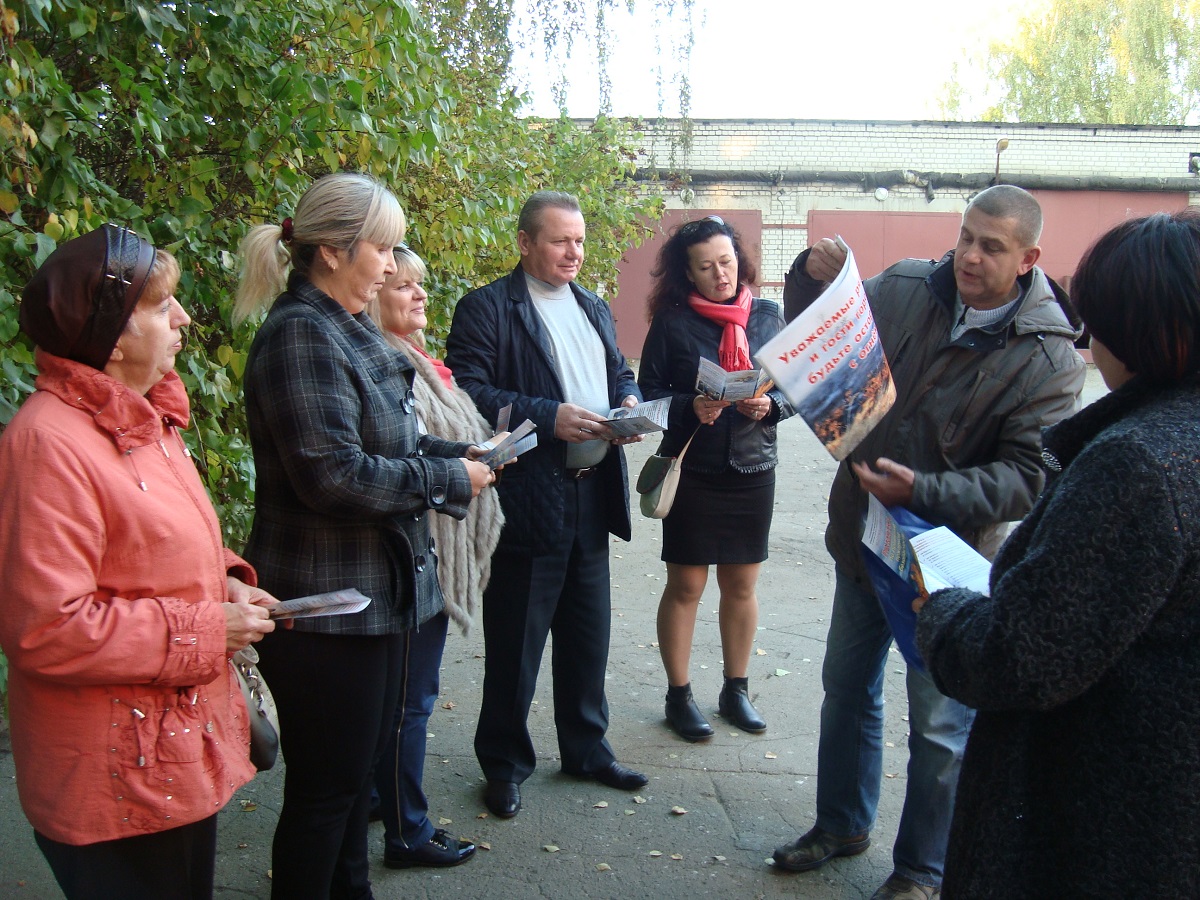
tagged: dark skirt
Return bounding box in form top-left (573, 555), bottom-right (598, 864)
top-left (661, 467), bottom-right (775, 565)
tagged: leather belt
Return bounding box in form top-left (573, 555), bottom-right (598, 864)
top-left (567, 466), bottom-right (599, 480)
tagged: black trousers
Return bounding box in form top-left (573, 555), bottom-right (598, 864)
top-left (474, 475), bottom-right (617, 783)
top-left (257, 629), bottom-right (404, 900)
top-left (35, 814), bottom-right (217, 900)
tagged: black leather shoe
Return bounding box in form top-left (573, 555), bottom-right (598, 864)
top-left (383, 829), bottom-right (476, 869)
top-left (592, 761), bottom-right (649, 790)
top-left (665, 685), bottom-right (714, 742)
top-left (719, 676), bottom-right (767, 733)
top-left (772, 826), bottom-right (870, 872)
top-left (483, 780), bottom-right (521, 818)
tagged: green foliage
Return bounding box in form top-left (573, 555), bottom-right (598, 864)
top-left (0, 0), bottom-right (661, 551)
top-left (967, 0), bottom-right (1200, 124)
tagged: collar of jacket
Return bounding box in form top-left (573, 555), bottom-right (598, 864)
top-left (285, 273), bottom-right (415, 379)
top-left (1040, 374), bottom-right (1200, 476)
top-left (925, 251), bottom-right (1081, 352)
top-left (33, 348), bottom-right (189, 452)
top-left (502, 262), bottom-right (611, 388)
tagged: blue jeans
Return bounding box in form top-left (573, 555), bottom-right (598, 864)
top-left (816, 569), bottom-right (974, 887)
top-left (375, 614), bottom-right (448, 850)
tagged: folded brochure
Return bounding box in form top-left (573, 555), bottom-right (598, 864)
top-left (477, 417), bottom-right (537, 468)
top-left (269, 588), bottom-right (373, 620)
top-left (859, 495), bottom-right (990, 670)
top-left (695, 357), bottom-right (773, 402)
top-left (602, 397), bottom-right (671, 437)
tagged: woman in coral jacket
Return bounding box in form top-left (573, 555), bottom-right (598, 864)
top-left (0, 225), bottom-right (277, 900)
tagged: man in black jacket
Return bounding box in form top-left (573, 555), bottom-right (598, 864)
top-left (445, 191), bottom-right (647, 819)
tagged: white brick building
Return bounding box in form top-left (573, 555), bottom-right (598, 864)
top-left (609, 118), bottom-right (1200, 355)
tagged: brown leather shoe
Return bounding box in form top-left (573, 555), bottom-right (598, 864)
top-left (772, 826), bottom-right (870, 872)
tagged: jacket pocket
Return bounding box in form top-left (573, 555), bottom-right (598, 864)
top-left (156, 695), bottom-right (205, 763)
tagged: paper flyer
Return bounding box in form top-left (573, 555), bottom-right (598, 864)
top-left (755, 239), bottom-right (895, 460)
top-left (603, 397), bottom-right (671, 437)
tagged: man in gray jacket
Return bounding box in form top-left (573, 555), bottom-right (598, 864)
top-left (772, 186), bottom-right (1085, 900)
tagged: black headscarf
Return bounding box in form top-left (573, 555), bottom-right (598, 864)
top-left (20, 224), bottom-right (157, 370)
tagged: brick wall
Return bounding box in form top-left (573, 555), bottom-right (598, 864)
top-left (626, 119), bottom-right (1200, 299)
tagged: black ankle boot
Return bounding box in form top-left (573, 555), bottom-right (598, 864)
top-left (718, 676), bottom-right (766, 733)
top-left (664, 684), bottom-right (714, 742)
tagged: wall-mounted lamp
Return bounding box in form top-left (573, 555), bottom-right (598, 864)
top-left (1189, 152), bottom-right (1200, 175)
top-left (994, 138), bottom-right (1010, 184)
top-left (874, 187), bottom-right (889, 202)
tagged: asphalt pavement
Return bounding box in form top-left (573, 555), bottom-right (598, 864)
top-left (0, 366), bottom-right (1107, 900)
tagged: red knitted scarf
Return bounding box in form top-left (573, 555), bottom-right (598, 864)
top-left (687, 285), bottom-right (753, 371)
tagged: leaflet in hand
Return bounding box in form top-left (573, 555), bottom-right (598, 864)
top-left (269, 588), bottom-right (372, 620)
top-left (755, 238), bottom-right (895, 460)
top-left (495, 403), bottom-right (512, 433)
top-left (860, 495), bottom-right (991, 670)
top-left (477, 417), bottom-right (538, 468)
top-left (602, 397), bottom-right (671, 437)
top-left (863, 495), bottom-right (991, 597)
top-left (695, 357), bottom-right (773, 402)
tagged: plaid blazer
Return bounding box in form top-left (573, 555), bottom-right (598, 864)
top-left (242, 275), bottom-right (475, 634)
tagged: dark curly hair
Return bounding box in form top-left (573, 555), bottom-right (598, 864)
top-left (1073, 209), bottom-right (1200, 383)
top-left (646, 216), bottom-right (758, 321)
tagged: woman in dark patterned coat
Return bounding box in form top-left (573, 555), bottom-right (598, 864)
top-left (916, 210), bottom-right (1200, 897)
top-left (234, 173), bottom-right (494, 900)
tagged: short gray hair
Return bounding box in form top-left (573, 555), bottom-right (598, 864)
top-left (517, 191), bottom-right (581, 239)
top-left (965, 185), bottom-right (1043, 247)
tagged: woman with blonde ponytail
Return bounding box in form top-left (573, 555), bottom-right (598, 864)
top-left (237, 173), bottom-right (494, 899)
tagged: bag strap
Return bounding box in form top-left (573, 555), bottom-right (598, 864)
top-left (675, 425), bottom-right (701, 464)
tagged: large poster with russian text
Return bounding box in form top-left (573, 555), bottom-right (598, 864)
top-left (756, 240), bottom-right (895, 460)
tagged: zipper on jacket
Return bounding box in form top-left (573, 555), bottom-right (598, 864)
top-left (131, 707), bottom-right (148, 766)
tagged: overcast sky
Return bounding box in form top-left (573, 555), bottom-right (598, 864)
top-left (509, 0), bottom-right (1036, 121)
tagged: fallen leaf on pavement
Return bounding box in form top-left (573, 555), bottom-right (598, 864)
top-left (670, 806), bottom-right (687, 815)
top-left (544, 845), bottom-right (560, 853)
top-left (593, 801), bottom-right (608, 809)
top-left (596, 863), bottom-right (612, 871)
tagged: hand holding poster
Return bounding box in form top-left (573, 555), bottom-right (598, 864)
top-left (755, 239), bottom-right (895, 460)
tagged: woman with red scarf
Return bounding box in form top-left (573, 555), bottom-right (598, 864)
top-left (638, 216), bottom-right (793, 742)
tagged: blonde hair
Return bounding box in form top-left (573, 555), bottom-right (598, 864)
top-left (234, 173), bottom-right (406, 323)
top-left (365, 246), bottom-right (429, 348)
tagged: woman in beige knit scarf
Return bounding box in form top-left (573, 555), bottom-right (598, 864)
top-left (365, 245), bottom-right (504, 869)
